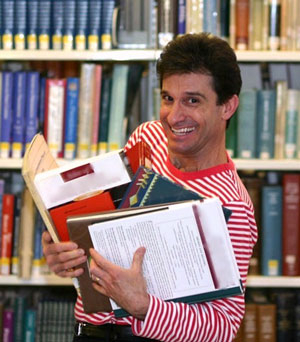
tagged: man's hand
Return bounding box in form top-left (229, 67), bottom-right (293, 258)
top-left (89, 247), bottom-right (150, 320)
top-left (42, 231), bottom-right (87, 278)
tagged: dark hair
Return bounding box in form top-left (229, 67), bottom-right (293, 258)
top-left (156, 33), bottom-right (242, 105)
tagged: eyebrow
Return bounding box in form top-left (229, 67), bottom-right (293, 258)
top-left (161, 90), bottom-right (207, 101)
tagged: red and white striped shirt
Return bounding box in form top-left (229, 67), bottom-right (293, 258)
top-left (74, 121), bottom-right (258, 342)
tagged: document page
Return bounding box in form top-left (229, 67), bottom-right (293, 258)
top-left (88, 204), bottom-right (215, 304)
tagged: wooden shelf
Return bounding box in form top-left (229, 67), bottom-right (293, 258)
top-left (0, 274), bottom-right (73, 286)
top-left (247, 276), bottom-right (300, 288)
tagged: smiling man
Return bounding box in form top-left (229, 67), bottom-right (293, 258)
top-left (42, 33), bottom-right (258, 342)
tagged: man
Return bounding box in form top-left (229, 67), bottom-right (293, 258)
top-left (42, 33), bottom-right (257, 342)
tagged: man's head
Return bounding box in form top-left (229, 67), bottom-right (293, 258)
top-left (156, 33), bottom-right (242, 106)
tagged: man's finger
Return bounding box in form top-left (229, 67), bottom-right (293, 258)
top-left (131, 247), bottom-right (146, 271)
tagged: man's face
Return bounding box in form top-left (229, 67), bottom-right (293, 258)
top-left (160, 73), bottom-right (227, 161)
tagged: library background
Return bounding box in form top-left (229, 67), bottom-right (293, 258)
top-left (0, 0), bottom-right (298, 340)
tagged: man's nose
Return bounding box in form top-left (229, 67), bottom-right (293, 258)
top-left (167, 102), bottom-right (185, 124)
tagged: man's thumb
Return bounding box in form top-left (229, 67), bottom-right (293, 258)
top-left (132, 247), bottom-right (146, 271)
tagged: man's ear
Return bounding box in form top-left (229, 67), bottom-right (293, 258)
top-left (221, 95), bottom-right (239, 121)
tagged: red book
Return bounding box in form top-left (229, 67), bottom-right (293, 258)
top-left (0, 194), bottom-right (15, 275)
top-left (235, 0), bottom-right (249, 50)
top-left (49, 190), bottom-right (115, 241)
top-left (282, 173), bottom-right (300, 276)
top-left (125, 141), bottom-right (152, 175)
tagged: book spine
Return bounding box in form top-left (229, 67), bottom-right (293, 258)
top-left (261, 0), bottom-right (269, 50)
top-left (101, 0), bottom-right (115, 49)
top-left (261, 185), bottom-right (282, 276)
top-left (14, 0), bottom-right (26, 50)
top-left (12, 71), bottom-right (27, 159)
top-left (237, 89), bottom-right (257, 158)
top-left (256, 89), bottom-right (276, 159)
top-left (91, 64), bottom-right (102, 156)
top-left (2, 308), bottom-right (14, 342)
top-left (282, 173), bottom-right (300, 276)
top-left (24, 309), bottom-right (36, 342)
top-left (32, 213), bottom-right (46, 277)
top-left (88, 0), bottom-right (102, 51)
top-left (38, 0), bottom-right (51, 50)
top-left (235, 0), bottom-right (249, 50)
top-left (284, 89), bottom-right (299, 159)
top-left (177, 0), bottom-right (186, 35)
top-left (274, 291), bottom-right (295, 341)
top-left (157, 0), bottom-right (175, 48)
top-left (268, 0), bottom-right (281, 50)
top-left (14, 296), bottom-right (27, 342)
top-left (77, 63), bottom-right (95, 158)
top-left (38, 76), bottom-right (46, 131)
top-left (24, 72), bottom-right (40, 151)
top-left (44, 79), bottom-right (66, 158)
top-left (248, 0), bottom-right (263, 50)
top-left (11, 192), bottom-right (22, 275)
top-left (229, 0), bottom-right (236, 49)
top-left (2, 0), bottom-right (14, 50)
top-left (256, 304), bottom-right (276, 342)
top-left (0, 194), bottom-right (15, 275)
top-left (64, 77), bottom-right (79, 160)
top-left (63, 0), bottom-right (76, 50)
top-left (186, 0), bottom-right (203, 33)
top-left (243, 303), bottom-right (257, 342)
top-left (203, 0), bottom-right (219, 36)
top-left (226, 111), bottom-right (238, 157)
top-left (0, 71), bottom-right (14, 159)
top-left (52, 0), bottom-right (64, 50)
top-left (75, 0), bottom-right (88, 50)
top-left (220, 0), bottom-right (230, 41)
top-left (27, 0), bottom-right (39, 50)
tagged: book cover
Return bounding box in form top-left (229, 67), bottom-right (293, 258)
top-left (49, 190), bottom-right (116, 242)
top-left (237, 88), bottom-right (257, 159)
top-left (64, 77), bottom-right (79, 160)
top-left (0, 71), bottom-right (14, 159)
top-left (14, 0), bottom-right (26, 50)
top-left (0, 194), bottom-right (15, 275)
top-left (91, 64), bottom-right (102, 156)
top-left (27, 0), bottom-right (39, 50)
top-left (11, 71), bottom-right (27, 159)
top-left (75, 0), bottom-right (88, 50)
top-left (256, 89), bottom-right (276, 159)
top-left (261, 185), bottom-right (282, 276)
top-left (284, 89), bottom-right (299, 159)
top-left (282, 173), bottom-right (300, 276)
top-left (87, 198), bottom-right (242, 317)
top-left (101, 0), bottom-right (115, 50)
top-left (37, 0), bottom-right (51, 50)
top-left (107, 64), bottom-right (129, 151)
top-left (63, 0), bottom-right (76, 50)
top-left (52, 0), bottom-right (64, 50)
top-left (24, 71), bottom-right (40, 151)
top-left (2, 0), bottom-right (14, 50)
top-left (44, 78), bottom-right (66, 158)
top-left (88, 0), bottom-right (102, 51)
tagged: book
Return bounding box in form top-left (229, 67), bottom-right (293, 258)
top-left (0, 194), bottom-right (15, 275)
top-left (14, 296), bottom-right (27, 342)
top-left (282, 173), bottom-right (300, 276)
top-left (63, 0), bottom-right (76, 50)
top-left (157, 0), bottom-right (176, 48)
top-left (52, 0), bottom-right (64, 50)
top-left (37, 0), bottom-right (51, 50)
top-left (24, 71), bottom-right (40, 151)
top-left (268, 0), bottom-right (281, 50)
top-left (91, 64), bottom-right (102, 156)
top-left (43, 78), bottom-right (66, 158)
top-left (0, 71), bottom-right (14, 159)
top-left (11, 71), bottom-right (27, 159)
top-left (237, 89), bottom-right (257, 159)
top-left (14, 0), bottom-right (27, 50)
top-left (248, 0), bottom-right (263, 50)
top-left (100, 0), bottom-right (115, 50)
top-left (64, 77), bottom-right (79, 160)
top-left (261, 185), bottom-right (282, 276)
top-left (235, 0), bottom-right (250, 50)
top-left (75, 0), bottom-right (88, 50)
top-left (243, 303), bottom-right (257, 342)
top-left (226, 111), bottom-right (238, 157)
top-left (284, 89), bottom-right (299, 159)
top-left (2, 0), bottom-right (14, 50)
top-left (24, 309), bottom-right (36, 342)
top-left (255, 89), bottom-right (276, 159)
top-left (2, 308), bottom-right (14, 341)
top-left (256, 303), bottom-right (276, 342)
top-left (11, 192), bottom-right (22, 275)
top-left (203, 0), bottom-right (219, 36)
top-left (220, 0), bottom-right (230, 42)
top-left (177, 0), bottom-right (186, 35)
top-left (68, 198), bottom-right (242, 315)
top-left (88, 0), bottom-right (102, 51)
top-left (27, 0), bottom-right (39, 50)
top-left (32, 212), bottom-right (46, 276)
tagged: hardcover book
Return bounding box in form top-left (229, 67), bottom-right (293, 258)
top-left (69, 198), bottom-right (242, 316)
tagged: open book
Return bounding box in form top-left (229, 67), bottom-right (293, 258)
top-left (67, 198), bottom-right (243, 316)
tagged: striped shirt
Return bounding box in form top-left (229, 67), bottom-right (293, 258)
top-left (74, 121), bottom-right (258, 342)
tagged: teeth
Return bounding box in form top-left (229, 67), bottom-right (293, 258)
top-left (171, 127), bottom-right (195, 134)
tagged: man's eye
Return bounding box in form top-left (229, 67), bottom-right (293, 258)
top-left (188, 98), bottom-right (199, 104)
top-left (162, 95), bottom-right (172, 102)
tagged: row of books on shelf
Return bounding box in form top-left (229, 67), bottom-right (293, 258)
top-left (0, 60), bottom-right (148, 160)
top-left (159, 0), bottom-right (300, 51)
top-left (242, 171), bottom-right (300, 278)
top-left (0, 0), bottom-right (116, 51)
top-left (0, 288), bottom-right (76, 342)
top-left (234, 288), bottom-right (300, 342)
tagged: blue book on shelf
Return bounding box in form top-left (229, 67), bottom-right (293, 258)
top-left (88, 0), bottom-right (102, 50)
top-left (0, 71), bottom-right (13, 158)
top-left (261, 185), bottom-right (283, 276)
top-left (38, 76), bottom-right (46, 131)
top-left (2, 0), bottom-right (14, 49)
top-left (27, 0), bottom-right (38, 49)
top-left (64, 77), bottom-right (79, 159)
top-left (37, 0), bottom-right (51, 50)
top-left (237, 89), bottom-right (257, 159)
top-left (75, 0), bottom-right (88, 50)
top-left (14, 0), bottom-right (26, 50)
top-left (14, 296), bottom-right (27, 342)
top-left (24, 309), bottom-right (36, 342)
top-left (12, 71), bottom-right (27, 158)
top-left (256, 89), bottom-right (276, 159)
top-left (63, 0), bottom-right (76, 50)
top-left (25, 72), bottom-right (40, 150)
top-left (203, 0), bottom-right (218, 36)
top-left (177, 0), bottom-right (186, 35)
top-left (101, 0), bottom-right (115, 49)
top-left (52, 0), bottom-right (64, 50)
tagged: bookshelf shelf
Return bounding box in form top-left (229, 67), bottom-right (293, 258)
top-left (0, 274), bottom-right (73, 286)
top-left (247, 276), bottom-right (300, 288)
